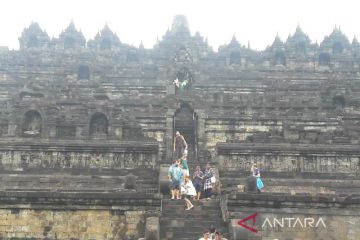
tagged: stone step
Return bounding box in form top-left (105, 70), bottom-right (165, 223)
top-left (162, 198), bottom-right (219, 205)
top-left (160, 218), bottom-right (224, 225)
top-left (162, 211), bottom-right (222, 218)
top-left (160, 197), bottom-right (229, 240)
top-left (161, 226), bottom-right (228, 240)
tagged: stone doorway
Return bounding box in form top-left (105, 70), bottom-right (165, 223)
top-left (174, 103), bottom-right (197, 160)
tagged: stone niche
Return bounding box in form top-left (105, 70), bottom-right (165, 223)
top-left (89, 112), bottom-right (109, 136)
top-left (22, 110), bottom-right (42, 137)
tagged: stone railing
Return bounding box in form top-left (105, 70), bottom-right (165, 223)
top-left (0, 190), bottom-right (162, 209)
top-left (0, 140), bottom-right (158, 171)
top-left (217, 143), bottom-right (360, 178)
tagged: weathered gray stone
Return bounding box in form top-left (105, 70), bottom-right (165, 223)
top-left (159, 164), bottom-right (171, 195)
top-left (145, 217), bottom-right (159, 240)
top-left (245, 176), bottom-right (257, 192)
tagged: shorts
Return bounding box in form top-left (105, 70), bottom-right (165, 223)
top-left (194, 182), bottom-right (203, 193)
top-left (171, 179), bottom-right (180, 190)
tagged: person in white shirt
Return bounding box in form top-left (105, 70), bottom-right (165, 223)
top-left (198, 230), bottom-right (211, 240)
top-left (181, 175), bottom-right (196, 210)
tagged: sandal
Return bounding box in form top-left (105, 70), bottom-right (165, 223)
top-left (185, 205), bottom-right (194, 210)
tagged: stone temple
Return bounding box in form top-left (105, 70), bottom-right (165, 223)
top-left (0, 15), bottom-right (359, 239)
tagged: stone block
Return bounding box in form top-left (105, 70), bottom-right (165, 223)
top-left (145, 217), bottom-right (159, 240)
top-left (166, 84), bottom-right (175, 95)
top-left (159, 164), bottom-right (171, 195)
top-left (230, 218), bottom-right (261, 240)
top-left (237, 185), bottom-right (245, 192)
top-left (125, 173), bottom-right (136, 189)
top-left (245, 176), bottom-right (257, 192)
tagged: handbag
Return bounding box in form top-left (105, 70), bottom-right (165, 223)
top-left (256, 178), bottom-right (264, 189)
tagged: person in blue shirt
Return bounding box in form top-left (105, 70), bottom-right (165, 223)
top-left (168, 160), bottom-right (184, 199)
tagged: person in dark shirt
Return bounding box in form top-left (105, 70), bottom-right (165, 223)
top-left (193, 165), bottom-right (204, 200)
top-left (173, 131), bottom-right (187, 159)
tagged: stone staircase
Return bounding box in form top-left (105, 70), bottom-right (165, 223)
top-left (160, 198), bottom-right (229, 240)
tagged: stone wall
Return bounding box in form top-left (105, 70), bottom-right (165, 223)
top-left (0, 140), bottom-right (158, 171)
top-left (0, 191), bottom-right (161, 240)
top-left (0, 209), bottom-right (141, 239)
top-left (228, 193), bottom-right (360, 240)
top-left (205, 119), bottom-right (283, 152)
top-left (217, 143), bottom-right (360, 177)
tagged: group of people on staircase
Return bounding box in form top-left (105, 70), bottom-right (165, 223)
top-left (169, 131), bottom-right (263, 239)
top-left (168, 131), bottom-right (215, 211)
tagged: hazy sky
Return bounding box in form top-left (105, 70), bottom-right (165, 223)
top-left (0, 0), bottom-right (359, 51)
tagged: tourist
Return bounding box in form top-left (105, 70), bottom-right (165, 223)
top-left (214, 231), bottom-right (228, 240)
top-left (173, 131), bottom-right (187, 159)
top-left (181, 175), bottom-right (196, 210)
top-left (199, 230), bottom-right (211, 240)
top-left (173, 78), bottom-right (180, 88)
top-left (203, 163), bottom-right (214, 200)
top-left (193, 165), bottom-right (204, 200)
top-left (168, 160), bottom-right (184, 200)
top-left (180, 154), bottom-right (189, 177)
top-left (251, 163), bottom-right (264, 193)
top-left (173, 78), bottom-right (189, 91)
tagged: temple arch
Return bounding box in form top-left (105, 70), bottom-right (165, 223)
top-left (89, 112), bottom-right (109, 136)
top-left (23, 110), bottom-right (42, 136)
top-left (174, 103), bottom-right (197, 159)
